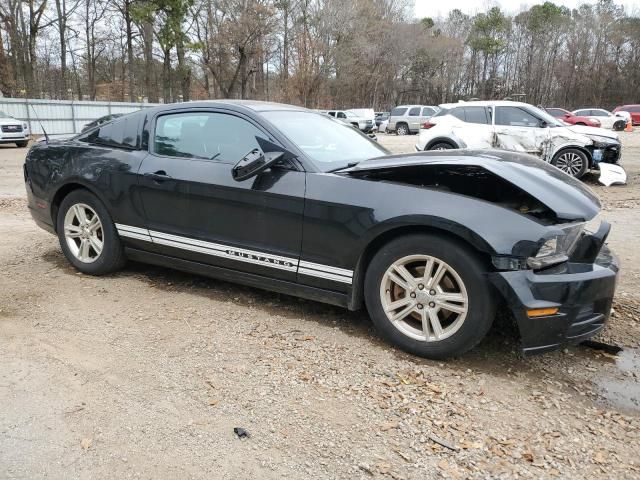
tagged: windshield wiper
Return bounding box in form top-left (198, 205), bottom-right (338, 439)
top-left (327, 161), bottom-right (360, 173)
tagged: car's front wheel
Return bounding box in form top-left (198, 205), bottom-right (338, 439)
top-left (428, 142), bottom-right (455, 151)
top-left (551, 148), bottom-right (588, 178)
top-left (364, 234), bottom-right (495, 359)
top-left (56, 189), bottom-right (126, 275)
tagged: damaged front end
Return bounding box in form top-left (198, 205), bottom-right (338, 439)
top-left (344, 150), bottom-right (619, 354)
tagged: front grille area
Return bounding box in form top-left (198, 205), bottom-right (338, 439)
top-left (1, 124), bottom-right (23, 133)
top-left (603, 146), bottom-right (621, 163)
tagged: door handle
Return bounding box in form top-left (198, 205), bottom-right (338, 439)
top-left (144, 170), bottom-right (172, 183)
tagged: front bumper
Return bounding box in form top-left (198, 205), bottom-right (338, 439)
top-left (0, 134), bottom-right (29, 143)
top-left (489, 228), bottom-right (619, 356)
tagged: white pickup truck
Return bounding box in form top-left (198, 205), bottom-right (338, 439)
top-left (317, 109), bottom-right (374, 133)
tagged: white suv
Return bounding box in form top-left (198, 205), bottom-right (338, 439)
top-left (415, 101), bottom-right (622, 178)
top-left (0, 111), bottom-right (30, 148)
top-left (387, 105), bottom-right (438, 135)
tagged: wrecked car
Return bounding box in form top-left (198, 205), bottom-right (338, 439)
top-left (24, 100), bottom-right (619, 359)
top-left (416, 101), bottom-right (622, 179)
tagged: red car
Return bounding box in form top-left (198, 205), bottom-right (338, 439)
top-left (613, 105), bottom-right (640, 125)
top-left (545, 108), bottom-right (601, 127)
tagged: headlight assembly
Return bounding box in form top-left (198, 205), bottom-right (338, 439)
top-left (527, 223), bottom-right (584, 269)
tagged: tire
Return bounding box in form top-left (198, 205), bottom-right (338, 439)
top-left (16, 141), bottom-right (28, 148)
top-left (551, 148), bottom-right (589, 178)
top-left (56, 189), bottom-right (126, 275)
top-left (364, 234), bottom-right (496, 359)
top-left (428, 142), bottom-right (455, 151)
top-left (613, 120), bottom-right (625, 131)
top-left (396, 123), bottom-right (409, 136)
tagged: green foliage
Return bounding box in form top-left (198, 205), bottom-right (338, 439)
top-left (467, 7), bottom-right (508, 55)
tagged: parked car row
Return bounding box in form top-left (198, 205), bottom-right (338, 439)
top-left (415, 100), bottom-right (623, 179)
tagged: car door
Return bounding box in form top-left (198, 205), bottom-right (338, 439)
top-left (450, 106), bottom-right (494, 148)
top-left (407, 107), bottom-right (422, 132)
top-left (493, 106), bottom-right (550, 157)
top-left (136, 108), bottom-right (306, 282)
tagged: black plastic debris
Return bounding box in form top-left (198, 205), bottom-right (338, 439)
top-left (233, 427), bottom-right (250, 439)
top-left (580, 340), bottom-right (623, 355)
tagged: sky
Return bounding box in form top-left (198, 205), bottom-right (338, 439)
top-left (414, 0), bottom-right (640, 18)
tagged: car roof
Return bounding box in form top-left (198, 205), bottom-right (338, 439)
top-left (394, 105), bottom-right (435, 108)
top-left (438, 100), bottom-right (538, 109)
top-left (144, 99), bottom-right (310, 115)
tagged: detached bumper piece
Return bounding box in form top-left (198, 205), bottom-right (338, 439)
top-left (490, 223), bottom-right (619, 356)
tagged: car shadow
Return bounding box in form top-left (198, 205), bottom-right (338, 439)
top-left (40, 246), bottom-right (607, 385)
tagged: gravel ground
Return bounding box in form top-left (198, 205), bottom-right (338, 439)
top-left (1, 133), bottom-right (639, 479)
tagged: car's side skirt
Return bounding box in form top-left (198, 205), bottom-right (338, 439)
top-left (115, 223), bottom-right (354, 285)
top-left (124, 248), bottom-right (350, 309)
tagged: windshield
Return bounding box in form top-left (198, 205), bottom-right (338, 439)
top-left (262, 110), bottom-right (389, 171)
top-left (0, 110), bottom-right (9, 117)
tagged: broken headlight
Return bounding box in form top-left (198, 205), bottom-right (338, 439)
top-left (527, 223), bottom-right (584, 269)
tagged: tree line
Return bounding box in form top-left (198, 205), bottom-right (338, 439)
top-left (0, 0), bottom-right (638, 111)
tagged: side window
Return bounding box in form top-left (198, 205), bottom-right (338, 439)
top-left (153, 112), bottom-right (266, 163)
top-left (591, 110), bottom-right (608, 117)
top-left (328, 111), bottom-right (336, 117)
top-left (631, 106), bottom-right (640, 113)
top-left (451, 108), bottom-right (466, 121)
top-left (79, 112), bottom-right (140, 149)
top-left (495, 107), bottom-right (540, 127)
top-left (464, 106), bottom-right (490, 125)
top-left (421, 107), bottom-right (435, 116)
top-left (337, 112), bottom-right (346, 119)
top-left (408, 107), bottom-right (420, 116)
top-left (390, 107), bottom-right (408, 116)
top-left (574, 110), bottom-right (589, 116)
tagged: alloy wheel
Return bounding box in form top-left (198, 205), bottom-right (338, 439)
top-left (379, 254), bottom-right (469, 342)
top-left (63, 203), bottom-right (104, 263)
top-left (397, 125), bottom-right (408, 135)
top-left (555, 152), bottom-right (584, 177)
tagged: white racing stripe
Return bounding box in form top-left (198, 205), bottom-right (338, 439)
top-left (114, 223), bottom-right (353, 284)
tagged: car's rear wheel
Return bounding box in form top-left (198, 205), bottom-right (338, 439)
top-left (396, 123), bottom-right (409, 136)
top-left (56, 189), bottom-right (126, 275)
top-left (364, 234), bottom-right (495, 359)
top-left (428, 142), bottom-right (455, 151)
top-left (16, 141), bottom-right (28, 148)
top-left (551, 148), bottom-right (588, 178)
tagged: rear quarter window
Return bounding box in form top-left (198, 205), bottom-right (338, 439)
top-left (79, 111), bottom-right (142, 149)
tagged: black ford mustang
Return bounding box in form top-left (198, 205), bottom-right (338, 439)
top-left (24, 100), bottom-right (619, 358)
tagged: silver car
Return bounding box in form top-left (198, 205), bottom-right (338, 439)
top-left (387, 105), bottom-right (438, 135)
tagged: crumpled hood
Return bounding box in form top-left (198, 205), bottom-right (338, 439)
top-left (567, 124), bottom-right (619, 141)
top-left (343, 150), bottom-right (600, 222)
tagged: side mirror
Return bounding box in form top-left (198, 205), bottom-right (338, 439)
top-left (564, 113), bottom-right (571, 118)
top-left (232, 149), bottom-right (285, 182)
top-left (538, 120), bottom-right (549, 128)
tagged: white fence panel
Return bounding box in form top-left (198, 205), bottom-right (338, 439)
top-left (0, 98), bottom-right (160, 135)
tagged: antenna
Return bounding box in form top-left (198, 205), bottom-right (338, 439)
top-left (29, 103), bottom-right (49, 143)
